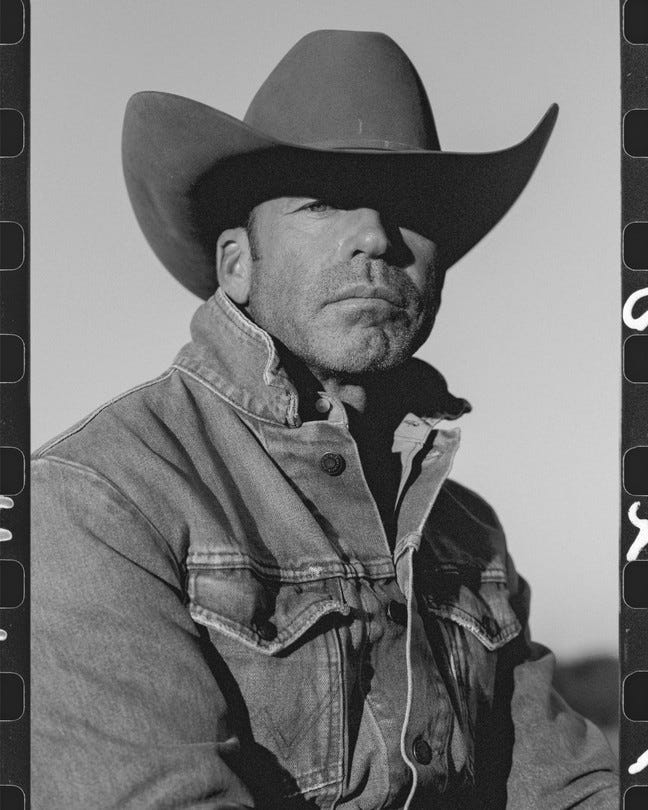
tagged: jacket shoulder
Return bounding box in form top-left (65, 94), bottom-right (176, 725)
top-left (439, 478), bottom-right (504, 532)
top-left (33, 368), bottom-right (179, 463)
top-left (31, 365), bottom-right (244, 569)
top-left (425, 478), bottom-right (509, 574)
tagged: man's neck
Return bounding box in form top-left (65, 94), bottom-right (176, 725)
top-left (272, 339), bottom-right (405, 437)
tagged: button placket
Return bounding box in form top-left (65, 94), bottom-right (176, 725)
top-left (396, 541), bottom-right (420, 808)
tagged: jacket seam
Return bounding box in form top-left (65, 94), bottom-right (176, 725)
top-left (425, 562), bottom-right (508, 581)
top-left (331, 626), bottom-right (346, 810)
top-left (32, 456), bottom-right (181, 581)
top-left (442, 481), bottom-right (504, 533)
top-left (286, 774), bottom-right (341, 798)
top-left (362, 690), bottom-right (396, 809)
top-left (186, 552), bottom-right (395, 582)
top-left (214, 287), bottom-right (271, 346)
top-left (213, 289), bottom-right (298, 414)
top-left (423, 599), bottom-right (521, 648)
top-left (171, 364), bottom-right (288, 426)
top-left (425, 597), bottom-right (520, 632)
top-left (189, 598), bottom-right (349, 653)
top-left (33, 368), bottom-right (176, 456)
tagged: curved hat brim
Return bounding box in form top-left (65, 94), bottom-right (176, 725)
top-left (122, 92), bottom-right (558, 299)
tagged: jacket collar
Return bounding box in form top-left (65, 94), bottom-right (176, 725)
top-left (173, 288), bottom-right (471, 427)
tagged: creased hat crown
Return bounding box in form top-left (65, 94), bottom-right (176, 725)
top-left (244, 30), bottom-right (441, 151)
top-left (122, 28), bottom-right (558, 298)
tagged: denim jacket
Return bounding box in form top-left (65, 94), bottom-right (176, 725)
top-left (32, 289), bottom-right (618, 809)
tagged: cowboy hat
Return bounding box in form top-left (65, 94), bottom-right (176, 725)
top-left (122, 29), bottom-right (558, 299)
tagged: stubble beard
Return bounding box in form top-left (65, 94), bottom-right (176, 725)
top-left (247, 252), bottom-right (442, 382)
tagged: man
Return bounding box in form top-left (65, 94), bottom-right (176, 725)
top-left (32, 30), bottom-right (617, 809)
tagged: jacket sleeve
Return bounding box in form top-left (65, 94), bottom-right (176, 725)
top-left (31, 457), bottom-right (256, 810)
top-left (503, 559), bottom-right (619, 809)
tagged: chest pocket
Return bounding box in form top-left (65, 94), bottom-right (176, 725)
top-left (415, 560), bottom-right (522, 783)
top-left (420, 566), bottom-right (522, 651)
top-left (187, 564), bottom-right (349, 807)
top-left (411, 479), bottom-right (524, 783)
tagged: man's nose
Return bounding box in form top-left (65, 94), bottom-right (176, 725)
top-left (338, 208), bottom-right (390, 259)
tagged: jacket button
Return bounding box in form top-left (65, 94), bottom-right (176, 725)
top-left (315, 397), bottom-right (331, 414)
top-left (386, 599), bottom-right (408, 626)
top-left (412, 737), bottom-right (433, 765)
top-left (320, 452), bottom-right (346, 476)
top-left (255, 620), bottom-right (278, 642)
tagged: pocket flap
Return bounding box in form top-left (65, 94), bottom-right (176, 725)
top-left (420, 567), bottom-right (522, 651)
top-left (188, 566), bottom-right (349, 655)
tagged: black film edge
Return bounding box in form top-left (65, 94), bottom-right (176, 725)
top-left (622, 1), bottom-right (648, 807)
top-left (0, 0), bottom-right (29, 808)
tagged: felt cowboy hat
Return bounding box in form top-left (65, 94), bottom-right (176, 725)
top-left (122, 29), bottom-right (558, 300)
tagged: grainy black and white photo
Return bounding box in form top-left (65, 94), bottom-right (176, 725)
top-left (31, 2), bottom-right (619, 807)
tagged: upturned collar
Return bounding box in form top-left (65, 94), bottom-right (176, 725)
top-left (173, 288), bottom-right (471, 428)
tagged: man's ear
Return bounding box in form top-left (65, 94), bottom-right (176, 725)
top-left (216, 227), bottom-right (253, 304)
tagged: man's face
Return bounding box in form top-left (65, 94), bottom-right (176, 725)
top-left (241, 196), bottom-right (445, 378)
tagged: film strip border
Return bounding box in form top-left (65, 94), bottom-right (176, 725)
top-left (622, 2), bottom-right (648, 806)
top-left (0, 1), bottom-right (29, 808)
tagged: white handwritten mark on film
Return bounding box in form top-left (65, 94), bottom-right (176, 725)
top-left (0, 496), bottom-right (14, 640)
top-left (0, 495), bottom-right (13, 542)
top-left (627, 502), bottom-right (648, 561)
top-left (629, 748), bottom-right (648, 775)
top-left (623, 288), bottom-right (648, 332)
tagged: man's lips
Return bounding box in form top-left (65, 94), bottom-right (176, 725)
top-left (327, 284), bottom-right (407, 308)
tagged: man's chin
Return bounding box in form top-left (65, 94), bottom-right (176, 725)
top-left (309, 332), bottom-right (415, 377)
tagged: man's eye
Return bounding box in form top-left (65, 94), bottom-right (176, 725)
top-left (302, 201), bottom-right (335, 213)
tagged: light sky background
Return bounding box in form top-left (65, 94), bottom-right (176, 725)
top-left (31, 1), bottom-right (619, 660)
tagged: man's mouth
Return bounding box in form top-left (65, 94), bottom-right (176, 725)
top-left (328, 284), bottom-right (407, 308)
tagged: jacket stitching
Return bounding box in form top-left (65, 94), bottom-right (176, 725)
top-left (425, 562), bottom-right (508, 581)
top-left (214, 287), bottom-right (268, 344)
top-left (257, 681), bottom-right (340, 755)
top-left (214, 289), bottom-right (298, 409)
top-left (360, 694), bottom-right (393, 810)
top-left (284, 774), bottom-right (341, 798)
top-left (423, 600), bottom-right (521, 649)
top-left (32, 456), bottom-right (181, 582)
top-left (171, 364), bottom-right (288, 426)
top-left (442, 483), bottom-right (504, 533)
top-left (33, 369), bottom-right (176, 456)
top-left (190, 598), bottom-right (349, 653)
top-left (186, 552), bottom-right (395, 581)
